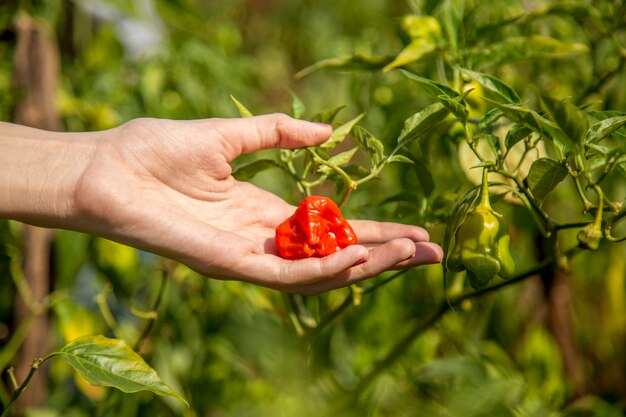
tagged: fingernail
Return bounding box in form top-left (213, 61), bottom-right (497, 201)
top-left (313, 122), bottom-right (332, 129)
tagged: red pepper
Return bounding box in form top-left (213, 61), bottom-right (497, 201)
top-left (275, 196), bottom-right (358, 260)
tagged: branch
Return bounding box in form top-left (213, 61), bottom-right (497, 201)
top-left (1, 358), bottom-right (44, 417)
top-left (350, 259), bottom-right (553, 395)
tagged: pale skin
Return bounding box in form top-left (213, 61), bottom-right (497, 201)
top-left (0, 114), bottom-right (443, 294)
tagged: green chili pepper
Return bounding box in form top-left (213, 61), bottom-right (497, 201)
top-left (446, 168), bottom-right (515, 289)
top-left (577, 186), bottom-right (603, 250)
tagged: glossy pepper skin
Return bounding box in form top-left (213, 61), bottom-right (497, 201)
top-left (275, 196), bottom-right (358, 260)
top-left (446, 169), bottom-right (515, 289)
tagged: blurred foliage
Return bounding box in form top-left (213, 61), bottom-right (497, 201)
top-left (2, 0), bottom-right (626, 416)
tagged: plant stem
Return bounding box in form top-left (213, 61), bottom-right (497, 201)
top-left (305, 147), bottom-right (356, 207)
top-left (350, 259), bottom-right (553, 395)
top-left (572, 175), bottom-right (593, 211)
top-left (554, 222), bottom-right (590, 231)
top-left (1, 358), bottom-right (44, 417)
top-left (305, 147), bottom-right (355, 188)
top-left (94, 285), bottom-right (122, 340)
top-left (6, 369), bottom-right (17, 391)
top-left (310, 270), bottom-right (410, 338)
top-left (496, 170), bottom-right (552, 235)
top-left (133, 267), bottom-right (169, 351)
top-left (0, 314), bottom-right (34, 373)
top-left (9, 250), bottom-right (41, 314)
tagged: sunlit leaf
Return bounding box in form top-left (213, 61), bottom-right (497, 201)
top-left (229, 95), bottom-right (254, 118)
top-left (438, 94), bottom-right (469, 123)
top-left (352, 125), bottom-right (385, 166)
top-left (383, 39), bottom-right (437, 72)
top-left (400, 15), bottom-right (442, 42)
top-left (51, 335), bottom-right (188, 406)
top-left (460, 68), bottom-right (521, 104)
top-left (539, 92), bottom-right (588, 148)
top-left (312, 105), bottom-right (347, 124)
top-left (295, 54), bottom-right (394, 79)
top-left (317, 147), bottom-right (359, 174)
top-left (469, 35), bottom-right (588, 68)
top-left (401, 70), bottom-right (460, 99)
top-left (483, 99), bottom-right (573, 150)
top-left (321, 113), bottom-right (364, 149)
top-left (288, 89), bottom-right (306, 119)
top-left (524, 2), bottom-right (601, 21)
top-left (388, 154), bottom-right (414, 164)
top-left (397, 102), bottom-right (450, 147)
top-left (585, 116), bottom-right (626, 144)
top-left (526, 158), bottom-right (568, 204)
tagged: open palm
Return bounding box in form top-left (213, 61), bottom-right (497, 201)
top-left (76, 114), bottom-right (442, 294)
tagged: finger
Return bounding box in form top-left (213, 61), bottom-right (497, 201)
top-left (209, 113), bottom-right (332, 160)
top-left (350, 220), bottom-right (430, 243)
top-left (274, 244), bottom-right (370, 286)
top-left (290, 240), bottom-right (443, 295)
top-left (387, 241), bottom-right (444, 268)
top-left (240, 244), bottom-right (370, 290)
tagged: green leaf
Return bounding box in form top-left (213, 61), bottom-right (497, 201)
top-left (539, 92), bottom-right (588, 148)
top-left (468, 35), bottom-right (588, 68)
top-left (440, 0), bottom-right (462, 53)
top-left (321, 113), bottom-right (364, 149)
top-left (229, 95), bottom-right (254, 118)
top-left (586, 143), bottom-right (613, 156)
top-left (526, 158), bottom-right (568, 204)
top-left (317, 147), bottom-right (359, 174)
top-left (585, 116), bottom-right (626, 144)
top-left (438, 94), bottom-right (469, 123)
top-left (478, 108), bottom-right (504, 130)
top-left (401, 70), bottom-right (460, 100)
top-left (51, 335), bottom-right (188, 406)
top-left (288, 89), bottom-right (306, 119)
top-left (442, 187), bottom-right (480, 263)
top-left (232, 159), bottom-right (282, 181)
top-left (505, 123), bottom-right (533, 149)
top-left (398, 102), bottom-right (450, 147)
top-left (312, 105), bottom-right (347, 124)
top-left (400, 15), bottom-right (442, 42)
top-left (352, 126), bottom-right (385, 166)
top-left (388, 155), bottom-right (414, 164)
top-left (483, 99), bottom-right (573, 149)
top-left (295, 54), bottom-right (394, 79)
top-left (460, 69), bottom-right (521, 104)
top-left (383, 39), bottom-right (437, 72)
top-left (507, 34), bottom-right (589, 59)
top-left (412, 157), bottom-right (435, 197)
top-left (525, 2), bottom-right (601, 21)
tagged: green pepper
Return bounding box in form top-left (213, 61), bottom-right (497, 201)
top-left (446, 168), bottom-right (515, 288)
top-left (577, 187), bottom-right (603, 250)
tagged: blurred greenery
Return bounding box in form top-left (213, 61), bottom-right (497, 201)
top-left (2, 0), bottom-right (626, 416)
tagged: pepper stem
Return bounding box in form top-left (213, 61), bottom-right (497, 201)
top-left (592, 185), bottom-right (604, 229)
top-left (479, 168), bottom-right (491, 209)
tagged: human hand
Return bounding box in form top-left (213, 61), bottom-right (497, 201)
top-left (29, 114), bottom-right (443, 294)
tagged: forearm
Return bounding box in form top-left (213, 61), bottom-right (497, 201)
top-left (0, 122), bottom-right (97, 228)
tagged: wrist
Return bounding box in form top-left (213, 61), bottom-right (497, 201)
top-left (0, 122), bottom-right (98, 229)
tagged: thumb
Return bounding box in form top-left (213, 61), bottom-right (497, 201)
top-left (211, 113), bottom-right (332, 160)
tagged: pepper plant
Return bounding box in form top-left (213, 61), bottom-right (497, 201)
top-left (2, 0), bottom-right (626, 416)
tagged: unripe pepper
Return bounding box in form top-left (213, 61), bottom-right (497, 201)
top-left (577, 187), bottom-right (603, 250)
top-left (275, 196), bottom-right (358, 260)
top-left (446, 169), bottom-right (515, 288)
